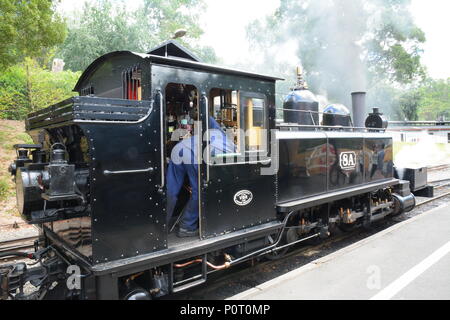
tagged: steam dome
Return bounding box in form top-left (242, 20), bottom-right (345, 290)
top-left (322, 104), bottom-right (352, 127)
top-left (283, 89), bottom-right (319, 126)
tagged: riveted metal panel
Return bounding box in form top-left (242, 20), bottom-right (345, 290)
top-left (81, 99), bottom-right (167, 264)
top-left (151, 64), bottom-right (277, 239)
top-left (200, 163), bottom-right (276, 238)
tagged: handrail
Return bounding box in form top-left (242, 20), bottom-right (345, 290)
top-left (103, 167), bottom-right (154, 176)
top-left (276, 122), bottom-right (386, 133)
top-left (157, 90), bottom-right (165, 188)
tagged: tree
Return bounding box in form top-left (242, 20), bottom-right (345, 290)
top-left (246, 0), bottom-right (426, 106)
top-left (0, 0), bottom-right (66, 69)
top-left (57, 0), bottom-right (216, 72)
top-left (395, 89), bottom-right (421, 121)
top-left (417, 79), bottom-right (450, 121)
top-left (0, 59), bottom-right (80, 120)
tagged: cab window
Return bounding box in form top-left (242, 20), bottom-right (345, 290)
top-left (208, 88), bottom-right (267, 158)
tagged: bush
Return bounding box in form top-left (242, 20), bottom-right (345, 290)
top-left (0, 59), bottom-right (80, 120)
top-left (0, 177), bottom-right (10, 201)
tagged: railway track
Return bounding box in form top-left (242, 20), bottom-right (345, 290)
top-left (427, 164), bottom-right (450, 172)
top-left (0, 236), bottom-right (37, 264)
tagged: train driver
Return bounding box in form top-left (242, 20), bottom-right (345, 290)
top-left (166, 116), bottom-right (236, 237)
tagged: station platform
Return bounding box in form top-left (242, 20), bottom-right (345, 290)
top-left (228, 203), bottom-right (450, 300)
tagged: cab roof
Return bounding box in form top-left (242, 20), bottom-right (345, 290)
top-left (73, 41), bottom-right (283, 92)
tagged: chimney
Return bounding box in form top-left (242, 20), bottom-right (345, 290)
top-left (351, 92), bottom-right (366, 128)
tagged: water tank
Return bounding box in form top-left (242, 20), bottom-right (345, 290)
top-left (283, 89), bottom-right (319, 126)
top-left (322, 104), bottom-right (352, 127)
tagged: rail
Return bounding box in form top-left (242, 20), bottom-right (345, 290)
top-left (0, 236), bottom-right (37, 264)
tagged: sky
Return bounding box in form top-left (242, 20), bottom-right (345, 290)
top-left (59, 0), bottom-right (450, 79)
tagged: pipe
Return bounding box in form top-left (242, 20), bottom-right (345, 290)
top-left (174, 259), bottom-right (231, 270)
top-left (351, 92), bottom-right (366, 128)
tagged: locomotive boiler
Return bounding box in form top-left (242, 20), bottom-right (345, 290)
top-left (1, 40), bottom-right (419, 300)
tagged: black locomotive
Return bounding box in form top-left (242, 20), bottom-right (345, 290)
top-left (1, 41), bottom-right (420, 300)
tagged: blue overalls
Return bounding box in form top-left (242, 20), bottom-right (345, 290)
top-left (166, 117), bottom-right (235, 231)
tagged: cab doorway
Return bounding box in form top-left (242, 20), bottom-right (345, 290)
top-left (163, 83), bottom-right (202, 247)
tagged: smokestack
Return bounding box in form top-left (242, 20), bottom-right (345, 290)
top-left (351, 92), bottom-right (366, 128)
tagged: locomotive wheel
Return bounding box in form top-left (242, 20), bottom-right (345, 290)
top-left (264, 227), bottom-right (298, 261)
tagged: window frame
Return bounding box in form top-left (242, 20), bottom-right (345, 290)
top-left (207, 89), bottom-right (269, 165)
top-left (240, 91), bottom-right (269, 156)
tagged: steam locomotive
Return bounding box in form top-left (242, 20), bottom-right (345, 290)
top-left (1, 41), bottom-right (420, 300)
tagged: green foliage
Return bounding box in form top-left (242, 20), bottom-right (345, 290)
top-left (0, 65), bottom-right (29, 119)
top-left (417, 79), bottom-right (450, 121)
top-left (368, 78), bottom-right (450, 121)
top-left (57, 0), bottom-right (216, 71)
top-left (0, 0), bottom-right (67, 69)
top-left (0, 59), bottom-right (80, 120)
top-left (395, 89), bottom-right (421, 121)
top-left (365, 1), bottom-right (427, 84)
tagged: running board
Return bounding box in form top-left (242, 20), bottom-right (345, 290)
top-left (277, 179), bottom-right (399, 213)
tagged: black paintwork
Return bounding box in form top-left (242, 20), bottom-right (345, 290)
top-left (277, 133), bottom-right (394, 205)
top-left (9, 44), bottom-right (408, 300)
top-left (150, 64), bottom-right (277, 239)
